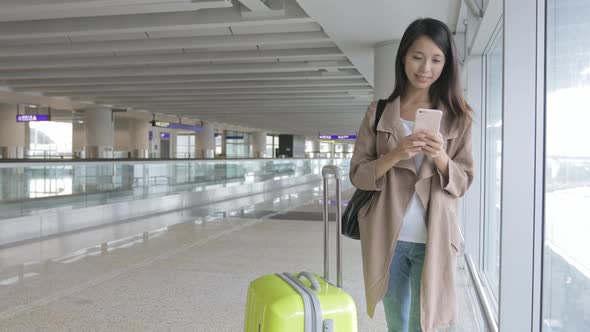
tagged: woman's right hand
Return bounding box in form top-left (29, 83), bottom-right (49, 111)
top-left (392, 132), bottom-right (427, 160)
top-left (375, 132), bottom-right (427, 179)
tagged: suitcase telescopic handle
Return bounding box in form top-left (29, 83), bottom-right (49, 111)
top-left (321, 165), bottom-right (341, 180)
top-left (321, 165), bottom-right (343, 288)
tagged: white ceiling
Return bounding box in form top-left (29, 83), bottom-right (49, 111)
top-left (0, 0), bottom-right (462, 137)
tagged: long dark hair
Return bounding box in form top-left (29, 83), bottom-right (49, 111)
top-left (388, 18), bottom-right (473, 123)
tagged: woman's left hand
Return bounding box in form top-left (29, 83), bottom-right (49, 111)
top-left (419, 131), bottom-right (447, 160)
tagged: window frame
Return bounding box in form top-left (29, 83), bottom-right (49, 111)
top-left (480, 21), bottom-right (504, 311)
top-left (497, 0), bottom-right (546, 330)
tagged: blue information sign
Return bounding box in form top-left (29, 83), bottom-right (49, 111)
top-left (319, 135), bottom-right (357, 140)
top-left (213, 133), bottom-right (243, 139)
top-left (151, 120), bottom-right (202, 132)
top-left (148, 132), bottom-right (170, 139)
top-left (16, 114), bottom-right (50, 122)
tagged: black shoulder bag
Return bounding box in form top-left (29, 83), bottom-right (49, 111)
top-left (341, 99), bottom-right (387, 240)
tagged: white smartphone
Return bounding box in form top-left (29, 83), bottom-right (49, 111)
top-left (413, 108), bottom-right (443, 134)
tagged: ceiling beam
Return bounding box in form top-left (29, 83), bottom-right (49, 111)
top-left (43, 87), bottom-right (372, 97)
top-left (6, 74), bottom-right (365, 88)
top-left (106, 100), bottom-right (370, 108)
top-left (0, 47), bottom-right (344, 70)
top-left (0, 60), bottom-right (354, 80)
top-left (0, 31), bottom-right (330, 57)
top-left (88, 94), bottom-right (372, 102)
top-left (0, 1), bottom-right (233, 22)
top-left (237, 0), bottom-right (271, 12)
top-left (12, 79), bottom-right (373, 91)
top-left (0, 0), bottom-right (310, 40)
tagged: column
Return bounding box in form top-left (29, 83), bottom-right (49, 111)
top-left (169, 132), bottom-right (177, 159)
top-left (374, 40), bottom-right (399, 100)
top-left (130, 119), bottom-right (149, 159)
top-left (149, 126), bottom-right (161, 159)
top-left (195, 122), bottom-right (215, 159)
top-left (72, 119), bottom-right (86, 158)
top-left (84, 106), bottom-right (114, 159)
top-left (0, 103), bottom-right (26, 159)
top-left (221, 130), bottom-right (227, 158)
top-left (312, 139), bottom-right (321, 158)
top-left (114, 117), bottom-right (130, 157)
top-left (252, 131), bottom-right (267, 159)
top-left (347, 142), bottom-right (355, 158)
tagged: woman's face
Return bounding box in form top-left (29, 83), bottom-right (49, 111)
top-left (403, 35), bottom-right (446, 91)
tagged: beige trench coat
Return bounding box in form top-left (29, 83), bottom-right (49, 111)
top-left (349, 98), bottom-right (474, 332)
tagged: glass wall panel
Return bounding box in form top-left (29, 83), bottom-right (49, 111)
top-left (176, 134), bottom-right (195, 159)
top-left (266, 135), bottom-right (276, 158)
top-left (543, 1), bottom-right (590, 330)
top-left (225, 131), bottom-right (251, 159)
top-left (320, 141), bottom-right (332, 158)
top-left (0, 158), bottom-right (349, 223)
top-left (482, 27), bottom-right (503, 301)
top-left (28, 121), bottom-right (73, 158)
top-left (215, 131), bottom-right (222, 156)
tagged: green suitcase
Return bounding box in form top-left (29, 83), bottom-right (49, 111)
top-left (244, 166), bottom-right (358, 332)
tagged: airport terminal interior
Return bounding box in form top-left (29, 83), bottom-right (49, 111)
top-left (0, 0), bottom-right (588, 331)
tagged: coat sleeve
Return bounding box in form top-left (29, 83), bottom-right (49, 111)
top-left (349, 101), bottom-right (384, 191)
top-left (438, 119), bottom-right (475, 198)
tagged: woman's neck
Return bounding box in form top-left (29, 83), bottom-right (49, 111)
top-left (401, 86), bottom-right (431, 106)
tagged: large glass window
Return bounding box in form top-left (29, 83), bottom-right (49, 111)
top-left (215, 131), bottom-right (222, 156)
top-left (266, 135), bottom-right (277, 158)
top-left (225, 131), bottom-right (251, 159)
top-left (482, 26), bottom-right (503, 302)
top-left (28, 121), bottom-right (73, 158)
top-left (305, 140), bottom-right (313, 154)
top-left (543, 1), bottom-right (590, 330)
top-left (176, 134), bottom-right (195, 159)
top-left (320, 141), bottom-right (333, 158)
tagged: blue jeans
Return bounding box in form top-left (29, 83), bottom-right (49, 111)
top-left (383, 241), bottom-right (426, 332)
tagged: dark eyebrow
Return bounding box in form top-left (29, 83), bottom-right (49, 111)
top-left (411, 51), bottom-right (443, 58)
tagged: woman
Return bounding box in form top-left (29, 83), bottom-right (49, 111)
top-left (350, 18), bottom-right (474, 332)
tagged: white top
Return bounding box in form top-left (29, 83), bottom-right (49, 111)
top-left (397, 118), bottom-right (428, 243)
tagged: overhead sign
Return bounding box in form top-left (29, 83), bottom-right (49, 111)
top-left (16, 114), bottom-right (50, 122)
top-left (213, 133), bottom-right (244, 139)
top-left (151, 120), bottom-right (202, 132)
top-left (148, 132), bottom-right (171, 139)
top-left (319, 135), bottom-right (357, 140)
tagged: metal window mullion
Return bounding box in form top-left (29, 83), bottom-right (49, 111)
top-left (462, 52), bottom-right (484, 270)
top-left (532, 0), bottom-right (547, 330)
top-left (499, 0), bottom-right (544, 331)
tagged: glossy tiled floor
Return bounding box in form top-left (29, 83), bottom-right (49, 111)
top-left (0, 181), bottom-right (486, 331)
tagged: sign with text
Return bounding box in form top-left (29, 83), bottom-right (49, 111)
top-left (16, 114), bottom-right (50, 122)
top-left (149, 132), bottom-right (171, 139)
top-left (319, 135), bottom-right (357, 140)
top-left (213, 133), bottom-right (244, 139)
top-left (151, 120), bottom-right (202, 132)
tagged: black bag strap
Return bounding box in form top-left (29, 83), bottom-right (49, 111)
top-left (374, 99), bottom-right (387, 132)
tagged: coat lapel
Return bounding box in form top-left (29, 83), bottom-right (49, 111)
top-left (376, 98), bottom-right (416, 174)
top-left (375, 98), bottom-right (461, 180)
